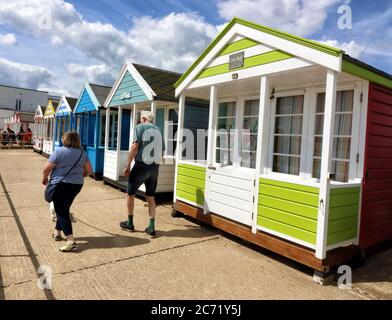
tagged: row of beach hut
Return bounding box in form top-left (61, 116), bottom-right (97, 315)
top-left (32, 18), bottom-right (392, 281)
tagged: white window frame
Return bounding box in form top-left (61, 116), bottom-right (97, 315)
top-left (264, 82), bottom-right (362, 184)
top-left (164, 105), bottom-right (179, 159)
top-left (305, 82), bottom-right (362, 184)
top-left (213, 95), bottom-right (260, 170)
top-left (266, 89), bottom-right (310, 182)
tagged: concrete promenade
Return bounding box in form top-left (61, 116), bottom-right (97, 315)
top-left (0, 150), bottom-right (390, 300)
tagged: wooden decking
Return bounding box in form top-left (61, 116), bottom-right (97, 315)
top-left (174, 200), bottom-right (361, 273)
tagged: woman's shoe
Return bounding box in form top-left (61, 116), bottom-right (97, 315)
top-left (59, 241), bottom-right (78, 252)
top-left (52, 234), bottom-right (64, 242)
top-left (70, 213), bottom-right (76, 223)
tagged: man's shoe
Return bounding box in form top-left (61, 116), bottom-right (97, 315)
top-left (59, 241), bottom-right (78, 252)
top-left (120, 221), bottom-right (135, 232)
top-left (145, 228), bottom-right (157, 238)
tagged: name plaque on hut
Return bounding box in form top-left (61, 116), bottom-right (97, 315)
top-left (229, 52), bottom-right (245, 70)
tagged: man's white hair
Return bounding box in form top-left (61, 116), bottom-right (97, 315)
top-left (140, 110), bottom-right (154, 123)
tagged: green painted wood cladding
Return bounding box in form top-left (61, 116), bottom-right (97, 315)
top-left (258, 178), bottom-right (319, 245)
top-left (197, 50), bottom-right (293, 80)
top-left (218, 38), bottom-right (260, 56)
top-left (327, 187), bottom-right (360, 246)
top-left (176, 164), bottom-right (206, 206)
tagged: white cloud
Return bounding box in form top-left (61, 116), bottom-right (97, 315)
top-left (128, 13), bottom-right (218, 72)
top-left (318, 40), bottom-right (366, 59)
top-left (0, 0), bottom-right (219, 94)
top-left (67, 63), bottom-right (118, 86)
top-left (0, 58), bottom-right (53, 89)
top-left (217, 0), bottom-right (342, 37)
top-left (0, 33), bottom-right (17, 46)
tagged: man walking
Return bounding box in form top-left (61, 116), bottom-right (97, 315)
top-left (120, 111), bottom-right (164, 238)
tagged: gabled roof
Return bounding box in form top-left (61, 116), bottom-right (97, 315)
top-left (34, 105), bottom-right (46, 120)
top-left (56, 96), bottom-right (77, 116)
top-left (133, 64), bottom-right (181, 102)
top-left (89, 83), bottom-right (112, 106)
top-left (74, 83), bottom-right (112, 113)
top-left (105, 62), bottom-right (181, 107)
top-left (175, 17), bottom-right (392, 95)
top-left (44, 100), bottom-right (58, 118)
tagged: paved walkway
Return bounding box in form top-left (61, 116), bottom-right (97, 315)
top-left (0, 150), bottom-right (390, 300)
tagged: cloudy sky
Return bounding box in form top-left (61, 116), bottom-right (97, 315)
top-left (0, 0), bottom-right (391, 97)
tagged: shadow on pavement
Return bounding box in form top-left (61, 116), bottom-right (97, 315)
top-left (76, 235), bottom-right (150, 252)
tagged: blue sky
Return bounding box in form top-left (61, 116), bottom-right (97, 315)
top-left (0, 0), bottom-right (391, 96)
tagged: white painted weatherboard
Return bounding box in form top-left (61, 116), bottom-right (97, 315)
top-left (207, 169), bottom-right (254, 226)
top-left (104, 150), bottom-right (118, 181)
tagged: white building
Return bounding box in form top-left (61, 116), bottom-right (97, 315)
top-left (0, 84), bottom-right (48, 130)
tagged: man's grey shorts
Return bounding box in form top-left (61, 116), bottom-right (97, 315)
top-left (127, 162), bottom-right (159, 197)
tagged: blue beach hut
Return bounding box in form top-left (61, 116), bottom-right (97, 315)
top-left (73, 83), bottom-right (112, 179)
top-left (54, 96), bottom-right (77, 151)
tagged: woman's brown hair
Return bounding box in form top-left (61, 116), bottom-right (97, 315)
top-left (62, 131), bottom-right (81, 149)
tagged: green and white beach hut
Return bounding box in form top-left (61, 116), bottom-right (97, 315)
top-left (172, 18), bottom-right (392, 278)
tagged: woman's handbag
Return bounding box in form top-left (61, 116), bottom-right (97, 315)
top-left (44, 150), bottom-right (83, 203)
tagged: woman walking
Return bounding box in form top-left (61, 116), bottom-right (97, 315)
top-left (42, 131), bottom-right (92, 252)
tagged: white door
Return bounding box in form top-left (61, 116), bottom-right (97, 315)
top-left (206, 99), bottom-right (259, 226)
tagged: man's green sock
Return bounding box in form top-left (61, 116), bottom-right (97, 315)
top-left (148, 218), bottom-right (155, 232)
top-left (127, 215), bottom-right (134, 227)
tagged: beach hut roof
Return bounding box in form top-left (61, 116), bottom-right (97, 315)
top-left (89, 83), bottom-right (112, 106)
top-left (133, 64), bottom-right (182, 102)
top-left (174, 17), bottom-right (392, 96)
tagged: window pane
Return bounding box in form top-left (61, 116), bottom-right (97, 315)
top-left (218, 102), bottom-right (236, 117)
top-left (274, 136), bottom-right (302, 155)
top-left (312, 158), bottom-right (321, 179)
top-left (242, 133), bottom-right (257, 152)
top-left (336, 90), bottom-right (354, 112)
top-left (242, 151), bottom-right (256, 169)
top-left (331, 160), bottom-right (350, 182)
top-left (275, 115), bottom-right (303, 135)
top-left (244, 100), bottom-right (259, 116)
top-left (273, 155), bottom-right (300, 175)
top-left (276, 95), bottom-right (304, 115)
top-left (316, 93), bottom-right (325, 113)
top-left (314, 115), bottom-right (324, 135)
top-left (334, 114), bottom-right (352, 136)
top-left (332, 137), bottom-right (351, 160)
top-left (218, 118), bottom-right (236, 130)
top-left (313, 137), bottom-right (323, 157)
top-left (216, 148), bottom-right (233, 166)
top-left (217, 132), bottom-right (235, 149)
top-left (243, 117), bottom-right (258, 134)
